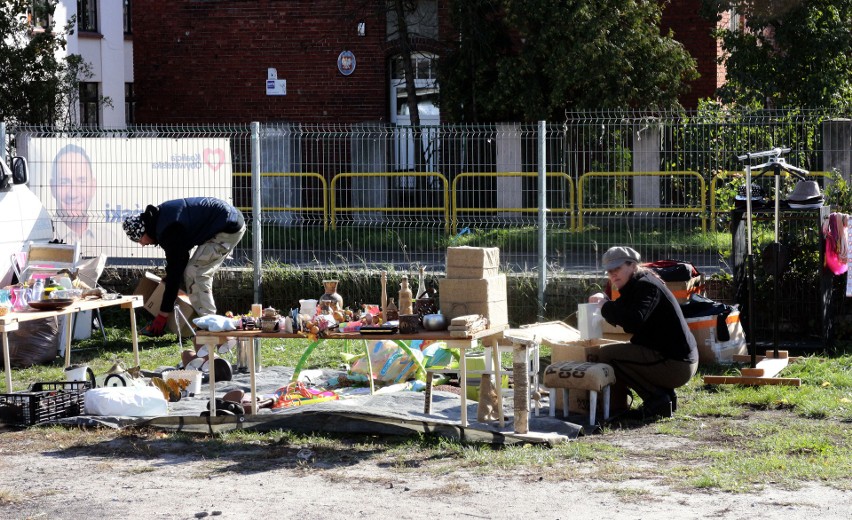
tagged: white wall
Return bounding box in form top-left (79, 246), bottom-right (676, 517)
top-left (56, 1), bottom-right (133, 127)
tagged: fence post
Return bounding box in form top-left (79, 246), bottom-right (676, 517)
top-left (497, 122), bottom-right (523, 217)
top-left (537, 120), bottom-right (547, 321)
top-left (251, 122), bottom-right (263, 304)
top-left (633, 118), bottom-right (661, 207)
top-left (823, 118), bottom-right (852, 183)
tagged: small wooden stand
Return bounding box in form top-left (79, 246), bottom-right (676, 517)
top-left (703, 350), bottom-right (801, 386)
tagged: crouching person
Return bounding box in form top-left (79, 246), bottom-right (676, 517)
top-left (588, 246), bottom-right (697, 419)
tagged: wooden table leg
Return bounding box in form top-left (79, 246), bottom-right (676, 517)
top-left (2, 332), bottom-right (12, 392)
top-left (248, 338), bottom-right (257, 414)
top-left (458, 341), bottom-right (468, 427)
top-left (63, 314), bottom-right (74, 367)
top-left (129, 308), bottom-right (140, 367)
top-left (513, 342), bottom-right (530, 434)
top-left (423, 371), bottom-right (433, 414)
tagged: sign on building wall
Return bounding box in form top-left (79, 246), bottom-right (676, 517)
top-left (25, 138), bottom-right (233, 258)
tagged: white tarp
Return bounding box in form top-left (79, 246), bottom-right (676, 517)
top-left (25, 138), bottom-right (233, 258)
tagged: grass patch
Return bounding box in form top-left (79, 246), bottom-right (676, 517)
top-left (0, 489), bottom-right (24, 505)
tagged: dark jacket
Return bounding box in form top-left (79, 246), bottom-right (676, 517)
top-left (141, 197), bottom-right (244, 314)
top-left (600, 270), bottom-right (698, 363)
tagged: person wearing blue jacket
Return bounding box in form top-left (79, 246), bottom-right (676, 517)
top-left (123, 197), bottom-right (245, 336)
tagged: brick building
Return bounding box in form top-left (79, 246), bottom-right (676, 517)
top-left (133, 0), bottom-right (727, 125)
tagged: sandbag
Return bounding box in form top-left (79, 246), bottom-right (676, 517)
top-left (0, 317), bottom-right (60, 367)
top-left (84, 386), bottom-right (169, 417)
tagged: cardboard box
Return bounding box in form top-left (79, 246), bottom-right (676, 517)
top-left (439, 275), bottom-right (508, 326)
top-left (133, 272), bottom-right (196, 336)
top-left (446, 246), bottom-right (500, 279)
top-left (686, 311), bottom-right (747, 364)
top-left (545, 337), bottom-right (629, 414)
top-left (600, 321), bottom-right (631, 342)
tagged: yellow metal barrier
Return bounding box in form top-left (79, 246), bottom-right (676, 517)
top-left (329, 172), bottom-right (450, 231)
top-left (233, 172), bottom-right (328, 230)
top-left (577, 171), bottom-right (706, 232)
top-left (450, 172), bottom-right (575, 233)
top-left (709, 171), bottom-right (832, 230)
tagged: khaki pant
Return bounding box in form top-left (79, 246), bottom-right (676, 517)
top-left (184, 225), bottom-right (246, 316)
top-left (595, 342), bottom-right (697, 403)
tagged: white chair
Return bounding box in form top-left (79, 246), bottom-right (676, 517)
top-left (19, 242), bottom-right (80, 283)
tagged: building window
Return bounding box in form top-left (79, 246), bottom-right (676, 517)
top-left (79, 82), bottom-right (100, 126)
top-left (125, 83), bottom-right (136, 125)
top-left (390, 52), bottom-right (437, 81)
top-left (30, 0), bottom-right (53, 33)
top-left (729, 8), bottom-right (741, 32)
top-left (77, 0), bottom-right (98, 33)
top-left (123, 0), bottom-right (132, 34)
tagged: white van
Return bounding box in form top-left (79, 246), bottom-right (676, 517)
top-left (0, 156), bottom-right (54, 286)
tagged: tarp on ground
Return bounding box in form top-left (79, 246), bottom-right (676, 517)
top-left (50, 365), bottom-right (584, 445)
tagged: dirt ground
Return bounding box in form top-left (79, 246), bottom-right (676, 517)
top-left (1, 424), bottom-right (850, 520)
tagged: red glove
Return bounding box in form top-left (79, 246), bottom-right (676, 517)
top-left (141, 313), bottom-right (168, 337)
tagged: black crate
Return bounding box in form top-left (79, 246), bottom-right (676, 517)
top-left (0, 381), bottom-right (91, 427)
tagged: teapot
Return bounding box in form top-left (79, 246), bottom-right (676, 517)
top-left (64, 364), bottom-right (97, 388)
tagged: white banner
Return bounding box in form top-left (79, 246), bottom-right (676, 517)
top-left (26, 138), bottom-right (232, 258)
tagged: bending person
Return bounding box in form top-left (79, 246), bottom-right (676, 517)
top-left (123, 197), bottom-right (246, 337)
top-left (588, 246), bottom-right (697, 419)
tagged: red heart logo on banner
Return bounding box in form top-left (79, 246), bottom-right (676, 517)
top-left (203, 148), bottom-right (225, 171)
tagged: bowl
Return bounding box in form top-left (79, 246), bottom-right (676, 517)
top-left (421, 313), bottom-right (448, 331)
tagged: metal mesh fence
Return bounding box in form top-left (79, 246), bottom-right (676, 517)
top-left (4, 109), bottom-right (850, 279)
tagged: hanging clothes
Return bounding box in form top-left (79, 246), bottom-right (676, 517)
top-left (824, 212), bottom-right (849, 276)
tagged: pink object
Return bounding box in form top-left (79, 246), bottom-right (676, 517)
top-left (825, 240), bottom-right (847, 275)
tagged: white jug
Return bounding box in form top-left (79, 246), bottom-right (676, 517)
top-left (577, 303), bottom-right (603, 340)
top-left (64, 364), bottom-right (97, 388)
top-left (299, 299), bottom-right (318, 316)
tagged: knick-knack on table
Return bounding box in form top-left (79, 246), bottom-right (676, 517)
top-left (319, 279), bottom-right (343, 313)
top-left (398, 275), bottom-right (414, 315)
top-left (385, 297), bottom-right (399, 322)
top-left (380, 271), bottom-right (388, 319)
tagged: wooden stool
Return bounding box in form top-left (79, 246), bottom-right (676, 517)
top-left (543, 361), bottom-right (616, 425)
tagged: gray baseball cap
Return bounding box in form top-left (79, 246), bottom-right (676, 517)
top-left (602, 246), bottom-right (641, 271)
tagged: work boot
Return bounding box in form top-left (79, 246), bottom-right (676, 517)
top-left (641, 393), bottom-right (673, 419)
top-left (666, 388), bottom-right (678, 413)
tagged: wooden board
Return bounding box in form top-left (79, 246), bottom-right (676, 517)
top-left (752, 357), bottom-right (789, 378)
top-left (703, 351), bottom-right (800, 386)
top-left (702, 375), bottom-right (801, 386)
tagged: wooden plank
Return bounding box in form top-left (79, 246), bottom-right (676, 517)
top-left (732, 354), bottom-right (804, 364)
top-left (754, 357), bottom-right (789, 378)
top-left (741, 367), bottom-right (764, 377)
top-left (702, 375), bottom-right (801, 386)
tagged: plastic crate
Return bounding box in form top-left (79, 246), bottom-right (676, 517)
top-left (0, 381), bottom-right (91, 427)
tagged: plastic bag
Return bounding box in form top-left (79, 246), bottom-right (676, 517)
top-left (84, 386), bottom-right (169, 417)
top-left (1, 317), bottom-right (60, 367)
